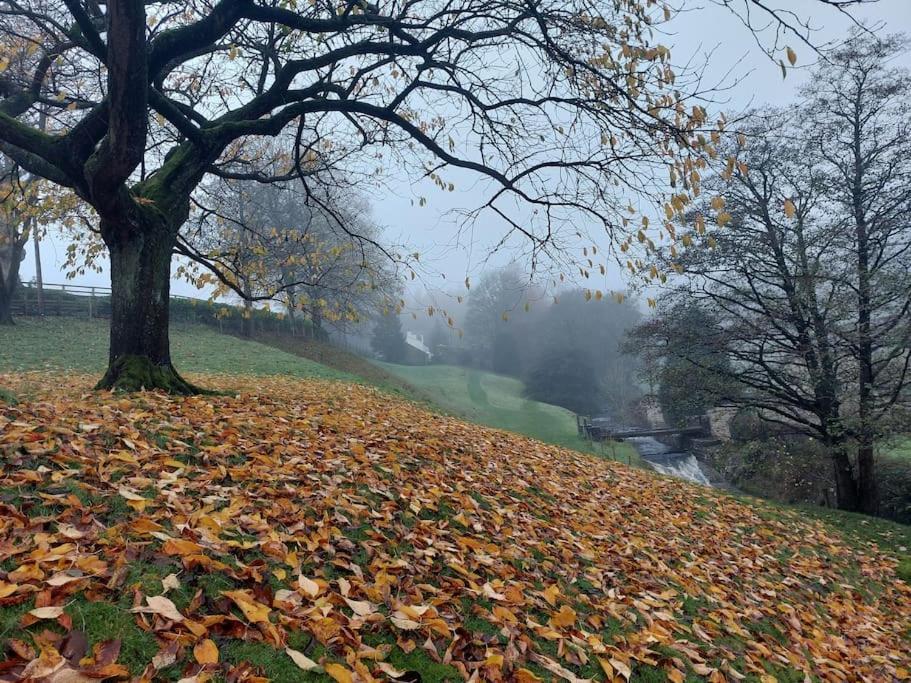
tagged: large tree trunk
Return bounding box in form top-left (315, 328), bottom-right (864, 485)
top-left (311, 307), bottom-right (324, 340)
top-left (856, 441), bottom-right (879, 515)
top-left (830, 441), bottom-right (878, 514)
top-left (32, 226), bottom-right (44, 317)
top-left (0, 278), bottom-right (13, 325)
top-left (850, 103), bottom-right (879, 516)
top-left (241, 293), bottom-right (253, 338)
top-left (0, 241), bottom-right (23, 326)
top-left (830, 440), bottom-right (859, 512)
top-left (95, 215), bottom-right (198, 394)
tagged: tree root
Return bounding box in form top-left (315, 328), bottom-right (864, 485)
top-left (95, 355), bottom-right (210, 395)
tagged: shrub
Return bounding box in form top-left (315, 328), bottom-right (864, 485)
top-left (523, 345), bottom-right (602, 415)
top-left (877, 456), bottom-right (911, 525)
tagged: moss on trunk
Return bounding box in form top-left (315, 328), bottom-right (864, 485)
top-left (98, 210), bottom-right (213, 395)
top-left (95, 355), bottom-right (202, 394)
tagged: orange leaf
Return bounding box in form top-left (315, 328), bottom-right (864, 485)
top-left (324, 662), bottom-right (354, 683)
top-left (162, 538), bottom-right (204, 556)
top-left (222, 590), bottom-right (271, 624)
top-left (193, 639), bottom-right (219, 665)
top-left (540, 584), bottom-right (560, 606)
top-left (550, 604), bottom-right (577, 629)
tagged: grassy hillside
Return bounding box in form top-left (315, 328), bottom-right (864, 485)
top-left (0, 318), bottom-right (352, 382)
top-left (251, 332), bottom-right (419, 399)
top-left (379, 363), bottom-right (641, 464)
top-left (2, 319), bottom-right (637, 464)
top-left (885, 437), bottom-right (911, 460)
top-left (0, 373), bottom-right (908, 682)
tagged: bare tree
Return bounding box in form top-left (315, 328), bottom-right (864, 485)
top-left (631, 32), bottom-right (911, 512)
top-left (801, 32), bottom-right (911, 513)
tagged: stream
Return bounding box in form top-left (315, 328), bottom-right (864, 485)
top-left (590, 416), bottom-right (716, 486)
top-left (624, 435), bottom-right (712, 486)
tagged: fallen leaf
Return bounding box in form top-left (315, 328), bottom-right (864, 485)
top-left (286, 647), bottom-right (320, 671)
top-left (343, 597), bottom-right (375, 617)
top-left (29, 606), bottom-right (65, 619)
top-left (297, 574), bottom-right (321, 598)
top-left (324, 662), bottom-right (354, 683)
top-left (134, 595), bottom-right (184, 622)
top-left (223, 590), bottom-right (271, 624)
top-left (550, 604), bottom-right (576, 629)
top-left (162, 573), bottom-right (181, 593)
top-left (193, 639), bottom-right (219, 665)
top-left (541, 584), bottom-right (560, 606)
top-left (376, 662), bottom-right (407, 678)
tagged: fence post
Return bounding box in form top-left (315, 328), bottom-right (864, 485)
top-left (89, 288), bottom-right (95, 319)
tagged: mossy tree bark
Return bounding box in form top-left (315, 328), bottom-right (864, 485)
top-left (0, 241), bottom-right (23, 326)
top-left (0, 281), bottom-right (13, 325)
top-left (94, 212), bottom-right (197, 394)
top-left (830, 442), bottom-right (860, 512)
top-left (856, 441), bottom-right (879, 515)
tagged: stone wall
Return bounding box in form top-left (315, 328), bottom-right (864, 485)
top-left (706, 406), bottom-right (738, 441)
top-left (640, 395), bottom-right (666, 428)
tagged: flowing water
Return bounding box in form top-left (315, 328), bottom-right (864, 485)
top-left (625, 435), bottom-right (712, 486)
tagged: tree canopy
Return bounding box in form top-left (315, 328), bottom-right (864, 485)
top-left (0, 0), bottom-right (878, 391)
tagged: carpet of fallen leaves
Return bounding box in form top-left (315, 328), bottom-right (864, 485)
top-left (0, 372), bottom-right (909, 683)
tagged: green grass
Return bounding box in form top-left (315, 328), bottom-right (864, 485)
top-left (786, 503), bottom-right (911, 557)
top-left (0, 318), bottom-right (352, 381)
top-left (0, 387), bottom-right (16, 404)
top-left (898, 557), bottom-right (911, 583)
top-left (378, 363), bottom-right (642, 465)
top-left (883, 436), bottom-right (911, 460)
top-left (252, 331), bottom-right (421, 399)
top-left (67, 599), bottom-right (159, 676)
top-left (2, 320), bottom-right (636, 464)
top-left (220, 639), bottom-right (330, 682)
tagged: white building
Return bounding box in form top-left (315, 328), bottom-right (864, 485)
top-left (405, 331), bottom-right (432, 363)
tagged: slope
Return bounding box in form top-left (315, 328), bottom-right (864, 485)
top-left (2, 320), bottom-right (637, 465)
top-left (378, 363), bottom-right (640, 464)
top-left (0, 373), bottom-right (908, 682)
top-left (0, 319), bottom-right (352, 382)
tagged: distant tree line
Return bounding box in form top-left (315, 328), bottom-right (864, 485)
top-left (398, 266), bottom-right (643, 418)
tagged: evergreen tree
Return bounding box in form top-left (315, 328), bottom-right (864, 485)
top-left (524, 345), bottom-right (603, 416)
top-left (371, 314), bottom-right (407, 363)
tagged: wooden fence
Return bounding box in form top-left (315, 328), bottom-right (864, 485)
top-left (10, 282), bottom-right (204, 319)
top-left (8, 281), bottom-right (355, 343)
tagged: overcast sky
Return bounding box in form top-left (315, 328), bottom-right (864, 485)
top-left (18, 0), bottom-right (911, 307)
